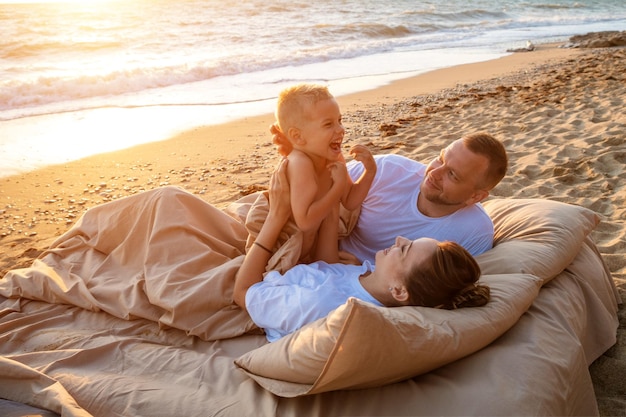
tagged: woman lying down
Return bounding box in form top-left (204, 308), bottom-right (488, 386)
top-left (233, 159), bottom-right (490, 342)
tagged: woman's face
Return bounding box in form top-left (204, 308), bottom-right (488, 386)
top-left (375, 236), bottom-right (438, 283)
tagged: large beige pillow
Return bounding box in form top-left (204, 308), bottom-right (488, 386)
top-left (478, 198), bottom-right (600, 283)
top-left (235, 273), bottom-right (542, 397)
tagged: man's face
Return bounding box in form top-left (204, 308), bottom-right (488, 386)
top-left (420, 139), bottom-right (489, 208)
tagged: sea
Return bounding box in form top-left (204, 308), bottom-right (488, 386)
top-left (1, 0), bottom-right (625, 178)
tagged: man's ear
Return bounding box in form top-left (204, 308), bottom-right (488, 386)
top-left (287, 127), bottom-right (305, 145)
top-left (468, 189), bottom-right (489, 205)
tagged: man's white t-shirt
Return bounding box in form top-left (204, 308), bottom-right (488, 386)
top-left (340, 154), bottom-right (494, 263)
top-left (245, 261), bottom-right (381, 342)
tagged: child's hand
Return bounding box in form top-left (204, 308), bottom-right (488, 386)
top-left (327, 161), bottom-right (348, 192)
top-left (341, 145), bottom-right (376, 211)
top-left (349, 145), bottom-right (377, 175)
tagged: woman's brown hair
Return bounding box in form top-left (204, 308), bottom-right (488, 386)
top-left (404, 241), bottom-right (490, 309)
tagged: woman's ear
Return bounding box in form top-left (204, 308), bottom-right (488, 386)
top-left (390, 286), bottom-right (409, 303)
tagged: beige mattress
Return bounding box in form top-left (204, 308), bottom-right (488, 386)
top-left (0, 188), bottom-right (620, 416)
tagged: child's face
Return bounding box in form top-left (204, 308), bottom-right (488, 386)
top-left (295, 98), bottom-right (345, 162)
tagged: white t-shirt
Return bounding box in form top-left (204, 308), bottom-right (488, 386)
top-left (245, 261), bottom-right (381, 342)
top-left (340, 154), bottom-right (494, 263)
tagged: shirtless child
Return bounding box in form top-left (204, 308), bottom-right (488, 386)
top-left (270, 84), bottom-right (376, 263)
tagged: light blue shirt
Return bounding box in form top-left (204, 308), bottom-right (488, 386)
top-left (246, 260), bottom-right (381, 342)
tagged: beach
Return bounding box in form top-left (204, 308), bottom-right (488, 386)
top-left (1, 37), bottom-right (625, 414)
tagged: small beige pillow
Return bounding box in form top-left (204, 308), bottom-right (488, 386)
top-left (478, 198), bottom-right (600, 283)
top-left (235, 273), bottom-right (541, 397)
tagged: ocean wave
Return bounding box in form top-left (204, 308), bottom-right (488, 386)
top-left (0, 38), bottom-right (426, 112)
top-left (314, 22), bottom-right (415, 39)
top-left (0, 46), bottom-right (377, 112)
top-left (402, 8), bottom-right (509, 22)
top-left (0, 64), bottom-right (220, 111)
top-left (2, 0), bottom-right (624, 116)
top-left (1, 39), bottom-right (123, 59)
top-left (531, 3), bottom-right (586, 10)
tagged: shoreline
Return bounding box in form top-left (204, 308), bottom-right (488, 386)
top-left (0, 42), bottom-right (584, 257)
top-left (0, 43), bottom-right (564, 180)
top-left (1, 40), bottom-right (625, 415)
top-left (0, 42), bottom-right (605, 269)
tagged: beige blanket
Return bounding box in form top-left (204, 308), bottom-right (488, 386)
top-left (0, 187), bottom-right (619, 416)
top-left (0, 186), bottom-right (358, 342)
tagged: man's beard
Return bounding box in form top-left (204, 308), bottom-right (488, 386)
top-left (420, 184), bottom-right (465, 207)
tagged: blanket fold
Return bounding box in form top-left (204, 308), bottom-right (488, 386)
top-left (1, 187), bottom-right (287, 340)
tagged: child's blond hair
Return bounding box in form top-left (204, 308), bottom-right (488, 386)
top-left (275, 84), bottom-right (334, 135)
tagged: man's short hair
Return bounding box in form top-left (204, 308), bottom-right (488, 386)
top-left (462, 132), bottom-right (508, 190)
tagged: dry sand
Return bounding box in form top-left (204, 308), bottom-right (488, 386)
top-left (1, 40), bottom-right (624, 415)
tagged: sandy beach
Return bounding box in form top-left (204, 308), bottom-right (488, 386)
top-left (1, 36), bottom-right (624, 414)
